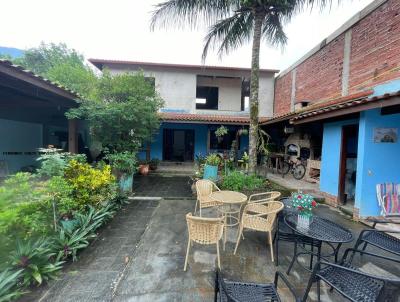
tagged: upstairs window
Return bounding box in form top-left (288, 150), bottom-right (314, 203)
top-left (196, 86), bottom-right (218, 110)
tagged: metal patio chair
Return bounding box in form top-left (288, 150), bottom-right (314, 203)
top-left (214, 269), bottom-right (300, 302)
top-left (302, 248), bottom-right (400, 302)
top-left (195, 179), bottom-right (221, 216)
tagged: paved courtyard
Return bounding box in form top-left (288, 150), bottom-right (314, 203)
top-left (21, 175), bottom-right (400, 302)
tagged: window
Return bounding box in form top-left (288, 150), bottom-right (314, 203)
top-left (209, 129), bottom-right (239, 150)
top-left (196, 86), bottom-right (218, 110)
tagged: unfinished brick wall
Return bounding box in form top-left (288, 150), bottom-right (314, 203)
top-left (274, 71), bottom-right (292, 116)
top-left (273, 0), bottom-right (400, 117)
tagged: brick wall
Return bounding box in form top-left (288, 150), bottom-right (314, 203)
top-left (273, 0), bottom-right (400, 116)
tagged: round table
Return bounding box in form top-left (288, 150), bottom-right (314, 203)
top-left (284, 213), bottom-right (353, 273)
top-left (210, 190), bottom-right (247, 227)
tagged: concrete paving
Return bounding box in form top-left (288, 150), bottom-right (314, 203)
top-left (21, 175), bottom-right (400, 302)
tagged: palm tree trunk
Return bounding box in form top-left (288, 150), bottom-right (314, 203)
top-left (248, 10), bottom-right (265, 174)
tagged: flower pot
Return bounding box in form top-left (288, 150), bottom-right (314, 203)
top-left (139, 164), bottom-right (150, 176)
top-left (119, 173), bottom-right (133, 192)
top-left (203, 164), bottom-right (218, 181)
top-left (296, 213), bottom-right (313, 230)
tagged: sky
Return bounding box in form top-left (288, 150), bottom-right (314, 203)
top-left (0, 0), bottom-right (374, 71)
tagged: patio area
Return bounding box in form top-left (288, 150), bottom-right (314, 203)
top-left (21, 175), bottom-right (400, 301)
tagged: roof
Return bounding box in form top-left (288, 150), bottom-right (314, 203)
top-left (160, 112), bottom-right (255, 125)
top-left (0, 59), bottom-right (81, 100)
top-left (88, 58), bottom-right (279, 74)
top-left (291, 90), bottom-right (400, 124)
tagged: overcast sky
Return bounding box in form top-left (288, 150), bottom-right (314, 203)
top-left (1, 0), bottom-right (374, 71)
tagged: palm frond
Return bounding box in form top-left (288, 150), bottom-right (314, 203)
top-left (261, 12), bottom-right (288, 48)
top-left (202, 11), bottom-right (253, 61)
top-left (150, 0), bottom-right (239, 30)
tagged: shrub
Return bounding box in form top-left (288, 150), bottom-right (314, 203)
top-left (64, 160), bottom-right (117, 208)
top-left (53, 228), bottom-right (96, 262)
top-left (0, 269), bottom-right (24, 302)
top-left (9, 239), bottom-right (63, 287)
top-left (105, 151), bottom-right (138, 174)
top-left (220, 171), bottom-right (264, 192)
top-left (205, 153), bottom-right (221, 166)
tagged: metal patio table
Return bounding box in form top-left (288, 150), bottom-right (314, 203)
top-left (284, 213), bottom-right (353, 275)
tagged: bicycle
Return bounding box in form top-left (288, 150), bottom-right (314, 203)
top-left (279, 157), bottom-right (306, 180)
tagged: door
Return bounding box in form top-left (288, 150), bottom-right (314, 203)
top-left (338, 125), bottom-right (358, 206)
top-left (163, 129), bottom-right (195, 161)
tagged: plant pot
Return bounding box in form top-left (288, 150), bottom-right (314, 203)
top-left (296, 213), bottom-right (313, 230)
top-left (203, 164), bottom-right (218, 181)
top-left (119, 173), bottom-right (133, 192)
top-left (139, 164), bottom-right (150, 176)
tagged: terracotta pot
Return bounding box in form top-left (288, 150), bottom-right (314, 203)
top-left (139, 164), bottom-right (150, 176)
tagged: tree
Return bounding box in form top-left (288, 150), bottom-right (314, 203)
top-left (67, 70), bottom-right (164, 152)
top-left (12, 42), bottom-right (97, 99)
top-left (151, 0), bottom-right (336, 173)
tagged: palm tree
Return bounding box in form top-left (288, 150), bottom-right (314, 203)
top-left (151, 0), bottom-right (336, 173)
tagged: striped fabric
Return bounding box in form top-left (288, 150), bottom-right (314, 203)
top-left (376, 183), bottom-right (400, 216)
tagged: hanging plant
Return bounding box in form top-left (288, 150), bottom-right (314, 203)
top-left (215, 125), bottom-right (228, 143)
top-left (238, 128), bottom-right (248, 136)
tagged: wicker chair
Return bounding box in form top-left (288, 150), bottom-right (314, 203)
top-left (302, 248), bottom-right (400, 302)
top-left (248, 192), bottom-right (282, 206)
top-left (184, 213), bottom-right (224, 271)
top-left (215, 269), bottom-right (300, 302)
top-left (195, 179), bottom-right (221, 216)
top-left (234, 201), bottom-right (284, 262)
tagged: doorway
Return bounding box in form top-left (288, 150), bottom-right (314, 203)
top-left (163, 129), bottom-right (195, 161)
top-left (339, 124), bottom-right (358, 209)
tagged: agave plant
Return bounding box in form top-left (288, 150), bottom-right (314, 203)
top-left (53, 227), bottom-right (96, 262)
top-left (0, 269), bottom-right (24, 302)
top-left (9, 239), bottom-right (63, 287)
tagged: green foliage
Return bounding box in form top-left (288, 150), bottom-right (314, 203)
top-left (53, 228), bottom-right (95, 262)
top-left (64, 160), bottom-right (117, 208)
top-left (0, 269), bottom-right (24, 302)
top-left (215, 125), bottom-right (228, 137)
top-left (13, 42), bottom-right (97, 99)
top-left (105, 151), bottom-right (138, 174)
top-left (68, 70), bottom-right (163, 152)
top-left (205, 153), bottom-right (221, 166)
top-left (45, 176), bottom-right (76, 217)
top-left (257, 127), bottom-right (272, 156)
top-left (9, 239), bottom-right (63, 287)
top-left (220, 171), bottom-right (264, 192)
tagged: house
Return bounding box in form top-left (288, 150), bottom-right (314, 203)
top-left (89, 59), bottom-right (278, 162)
top-left (0, 59), bottom-right (85, 174)
top-left (264, 0), bottom-right (400, 219)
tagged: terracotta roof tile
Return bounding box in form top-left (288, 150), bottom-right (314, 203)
top-left (159, 112), bottom-right (253, 124)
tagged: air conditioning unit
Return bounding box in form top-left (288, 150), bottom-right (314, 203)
top-left (284, 127), bottom-right (294, 134)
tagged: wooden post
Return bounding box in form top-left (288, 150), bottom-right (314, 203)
top-left (68, 119), bottom-right (78, 154)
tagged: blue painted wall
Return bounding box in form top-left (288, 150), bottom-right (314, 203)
top-left (139, 122), bottom-right (249, 160)
top-left (355, 109), bottom-right (400, 217)
top-left (371, 79), bottom-right (400, 97)
top-left (320, 119), bottom-right (359, 196)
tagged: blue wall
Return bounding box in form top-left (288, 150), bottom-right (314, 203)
top-left (139, 122), bottom-right (249, 160)
top-left (355, 109), bottom-right (400, 217)
top-left (320, 119), bottom-right (359, 196)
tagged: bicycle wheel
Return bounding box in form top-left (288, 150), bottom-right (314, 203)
top-left (293, 164), bottom-right (306, 180)
top-left (279, 161), bottom-right (290, 175)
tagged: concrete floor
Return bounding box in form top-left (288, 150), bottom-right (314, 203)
top-left (21, 175), bottom-right (400, 302)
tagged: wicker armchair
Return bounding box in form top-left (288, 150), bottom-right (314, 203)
top-left (195, 179), bottom-right (221, 216)
top-left (184, 213), bottom-right (224, 271)
top-left (215, 269), bottom-right (300, 302)
top-left (248, 192), bottom-right (282, 206)
top-left (302, 248), bottom-right (400, 302)
top-left (234, 201), bottom-right (284, 262)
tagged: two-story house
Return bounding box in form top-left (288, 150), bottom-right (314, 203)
top-left (89, 59), bottom-right (278, 162)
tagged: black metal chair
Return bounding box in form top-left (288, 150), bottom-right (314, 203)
top-left (302, 248), bottom-right (400, 302)
top-left (354, 220), bottom-right (400, 263)
top-left (214, 269), bottom-right (300, 302)
top-left (274, 197), bottom-right (320, 268)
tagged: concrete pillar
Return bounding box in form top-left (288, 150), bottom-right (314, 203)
top-left (341, 29), bottom-right (352, 96)
top-left (290, 68), bottom-right (297, 112)
top-left (68, 119), bottom-right (78, 154)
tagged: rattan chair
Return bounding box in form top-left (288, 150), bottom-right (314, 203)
top-left (215, 269), bottom-right (300, 302)
top-left (195, 179), bottom-right (221, 216)
top-left (184, 213), bottom-right (224, 271)
top-left (234, 201), bottom-right (284, 262)
top-left (248, 192), bottom-right (282, 206)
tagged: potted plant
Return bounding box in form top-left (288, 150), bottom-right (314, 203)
top-left (106, 151), bottom-right (138, 192)
top-left (215, 125), bottom-right (228, 143)
top-left (291, 192), bottom-right (317, 229)
top-left (149, 158), bottom-right (160, 171)
top-left (238, 128), bottom-right (248, 136)
top-left (138, 160), bottom-right (150, 176)
top-left (203, 153), bottom-right (221, 181)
